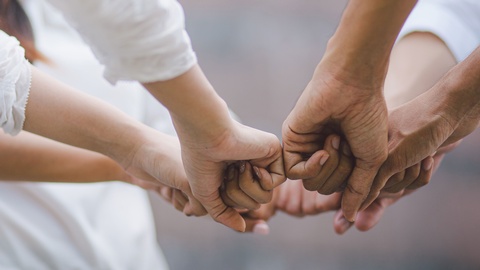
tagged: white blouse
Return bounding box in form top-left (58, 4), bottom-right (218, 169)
top-left (45, 0), bottom-right (197, 84)
top-left (0, 0), bottom-right (175, 268)
top-left (0, 0), bottom-right (194, 136)
top-left (0, 32), bottom-right (31, 136)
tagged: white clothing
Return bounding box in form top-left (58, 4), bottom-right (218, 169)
top-left (45, 0), bottom-right (197, 84)
top-left (0, 0), bottom-right (174, 269)
top-left (399, 0), bottom-right (480, 62)
top-left (0, 32), bottom-right (31, 135)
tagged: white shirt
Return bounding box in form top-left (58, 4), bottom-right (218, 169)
top-left (0, 0), bottom-right (193, 135)
top-left (45, 0), bottom-right (197, 84)
top-left (0, 0), bottom-right (177, 269)
top-left (399, 0), bottom-right (480, 62)
top-left (0, 32), bottom-right (31, 136)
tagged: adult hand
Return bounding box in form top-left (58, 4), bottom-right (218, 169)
top-left (282, 64), bottom-right (388, 222)
top-left (178, 120), bottom-right (285, 232)
top-left (334, 148), bottom-right (452, 234)
top-left (362, 84), bottom-right (479, 209)
top-left (143, 65), bottom-right (285, 232)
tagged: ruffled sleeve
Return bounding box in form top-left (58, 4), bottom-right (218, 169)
top-left (0, 31), bottom-right (32, 135)
top-left (45, 0), bottom-right (197, 84)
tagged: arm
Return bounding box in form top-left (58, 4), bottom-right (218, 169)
top-left (144, 65), bottom-right (285, 232)
top-left (364, 46), bottom-right (480, 206)
top-left (282, 0), bottom-right (417, 222)
top-left (17, 66), bottom-right (206, 216)
top-left (0, 131), bottom-right (128, 183)
top-left (43, 0), bottom-right (285, 231)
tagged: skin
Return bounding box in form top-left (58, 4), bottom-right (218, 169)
top-left (239, 33), bottom-right (479, 234)
top-left (0, 129), bottom-right (195, 215)
top-left (144, 64), bottom-right (285, 232)
top-left (282, 0), bottom-right (418, 222)
top-left (22, 66), bottom-right (207, 216)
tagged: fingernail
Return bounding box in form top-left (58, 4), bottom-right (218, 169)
top-left (320, 154), bottom-right (329, 166)
top-left (423, 157), bottom-right (434, 171)
top-left (227, 166), bottom-right (235, 181)
top-left (253, 166), bottom-right (262, 180)
top-left (332, 136), bottom-right (340, 150)
top-left (253, 223), bottom-right (270, 235)
top-left (342, 144), bottom-right (352, 156)
top-left (338, 217), bottom-right (352, 234)
top-left (239, 161), bottom-right (246, 174)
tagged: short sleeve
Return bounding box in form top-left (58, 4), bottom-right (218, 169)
top-left (399, 0), bottom-right (480, 62)
top-left (45, 0), bottom-right (197, 84)
top-left (0, 31), bottom-right (32, 135)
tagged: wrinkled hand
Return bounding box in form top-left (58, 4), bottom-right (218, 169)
top-left (333, 148), bottom-right (452, 234)
top-left (283, 65), bottom-right (388, 222)
top-left (179, 120), bottom-right (285, 232)
top-left (362, 87), bottom-right (479, 209)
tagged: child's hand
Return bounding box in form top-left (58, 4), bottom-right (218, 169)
top-left (220, 161), bottom-right (273, 211)
top-left (276, 179), bottom-right (341, 217)
top-left (300, 134), bottom-right (355, 195)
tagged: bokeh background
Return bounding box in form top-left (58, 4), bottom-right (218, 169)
top-left (150, 1), bottom-right (480, 269)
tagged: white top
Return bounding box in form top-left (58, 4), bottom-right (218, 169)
top-left (0, 32), bottom-right (31, 136)
top-left (45, 0), bottom-right (197, 84)
top-left (399, 0), bottom-right (480, 62)
top-left (0, 0), bottom-right (175, 269)
top-left (0, 0), bottom-right (192, 135)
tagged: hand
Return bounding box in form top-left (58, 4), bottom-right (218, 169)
top-left (362, 88), bottom-right (478, 209)
top-left (334, 149), bottom-right (450, 234)
top-left (276, 179), bottom-right (342, 217)
top-left (283, 64), bottom-right (388, 222)
top-left (178, 120), bottom-right (285, 232)
top-left (220, 161), bottom-right (273, 211)
top-left (122, 129), bottom-right (207, 217)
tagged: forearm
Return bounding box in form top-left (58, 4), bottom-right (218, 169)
top-left (0, 131), bottom-right (126, 183)
top-left (321, 0), bottom-right (417, 88)
top-left (23, 66), bottom-right (148, 167)
top-left (142, 64), bottom-right (234, 145)
top-left (435, 47), bottom-right (480, 138)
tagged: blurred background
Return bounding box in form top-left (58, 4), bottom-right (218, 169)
top-left (151, 1), bottom-right (480, 269)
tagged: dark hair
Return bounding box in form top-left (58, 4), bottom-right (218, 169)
top-left (0, 0), bottom-right (48, 62)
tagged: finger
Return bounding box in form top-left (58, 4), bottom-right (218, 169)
top-left (223, 165), bottom-right (260, 210)
top-left (318, 141), bottom-right (355, 195)
top-left (333, 210), bottom-right (353, 235)
top-left (275, 179), bottom-right (292, 210)
top-left (301, 188), bottom-right (318, 215)
top-left (382, 170), bottom-right (406, 190)
top-left (384, 163), bottom-right (421, 193)
top-left (315, 192), bottom-right (342, 213)
top-left (284, 179), bottom-right (303, 216)
top-left (244, 219), bottom-right (270, 235)
top-left (172, 189), bottom-right (188, 213)
top-left (264, 153), bottom-right (286, 190)
top-left (197, 190), bottom-right (246, 232)
top-left (406, 156), bottom-right (434, 190)
top-left (239, 162), bottom-right (273, 204)
top-left (285, 150), bottom-right (330, 180)
top-left (341, 162), bottom-right (381, 222)
top-left (159, 186), bottom-right (173, 202)
top-left (302, 135), bottom-right (340, 192)
top-left (183, 192), bottom-right (208, 217)
top-left (354, 190), bottom-right (404, 232)
top-left (358, 164), bottom-right (394, 214)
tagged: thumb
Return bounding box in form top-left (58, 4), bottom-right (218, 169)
top-left (199, 192), bottom-right (246, 232)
